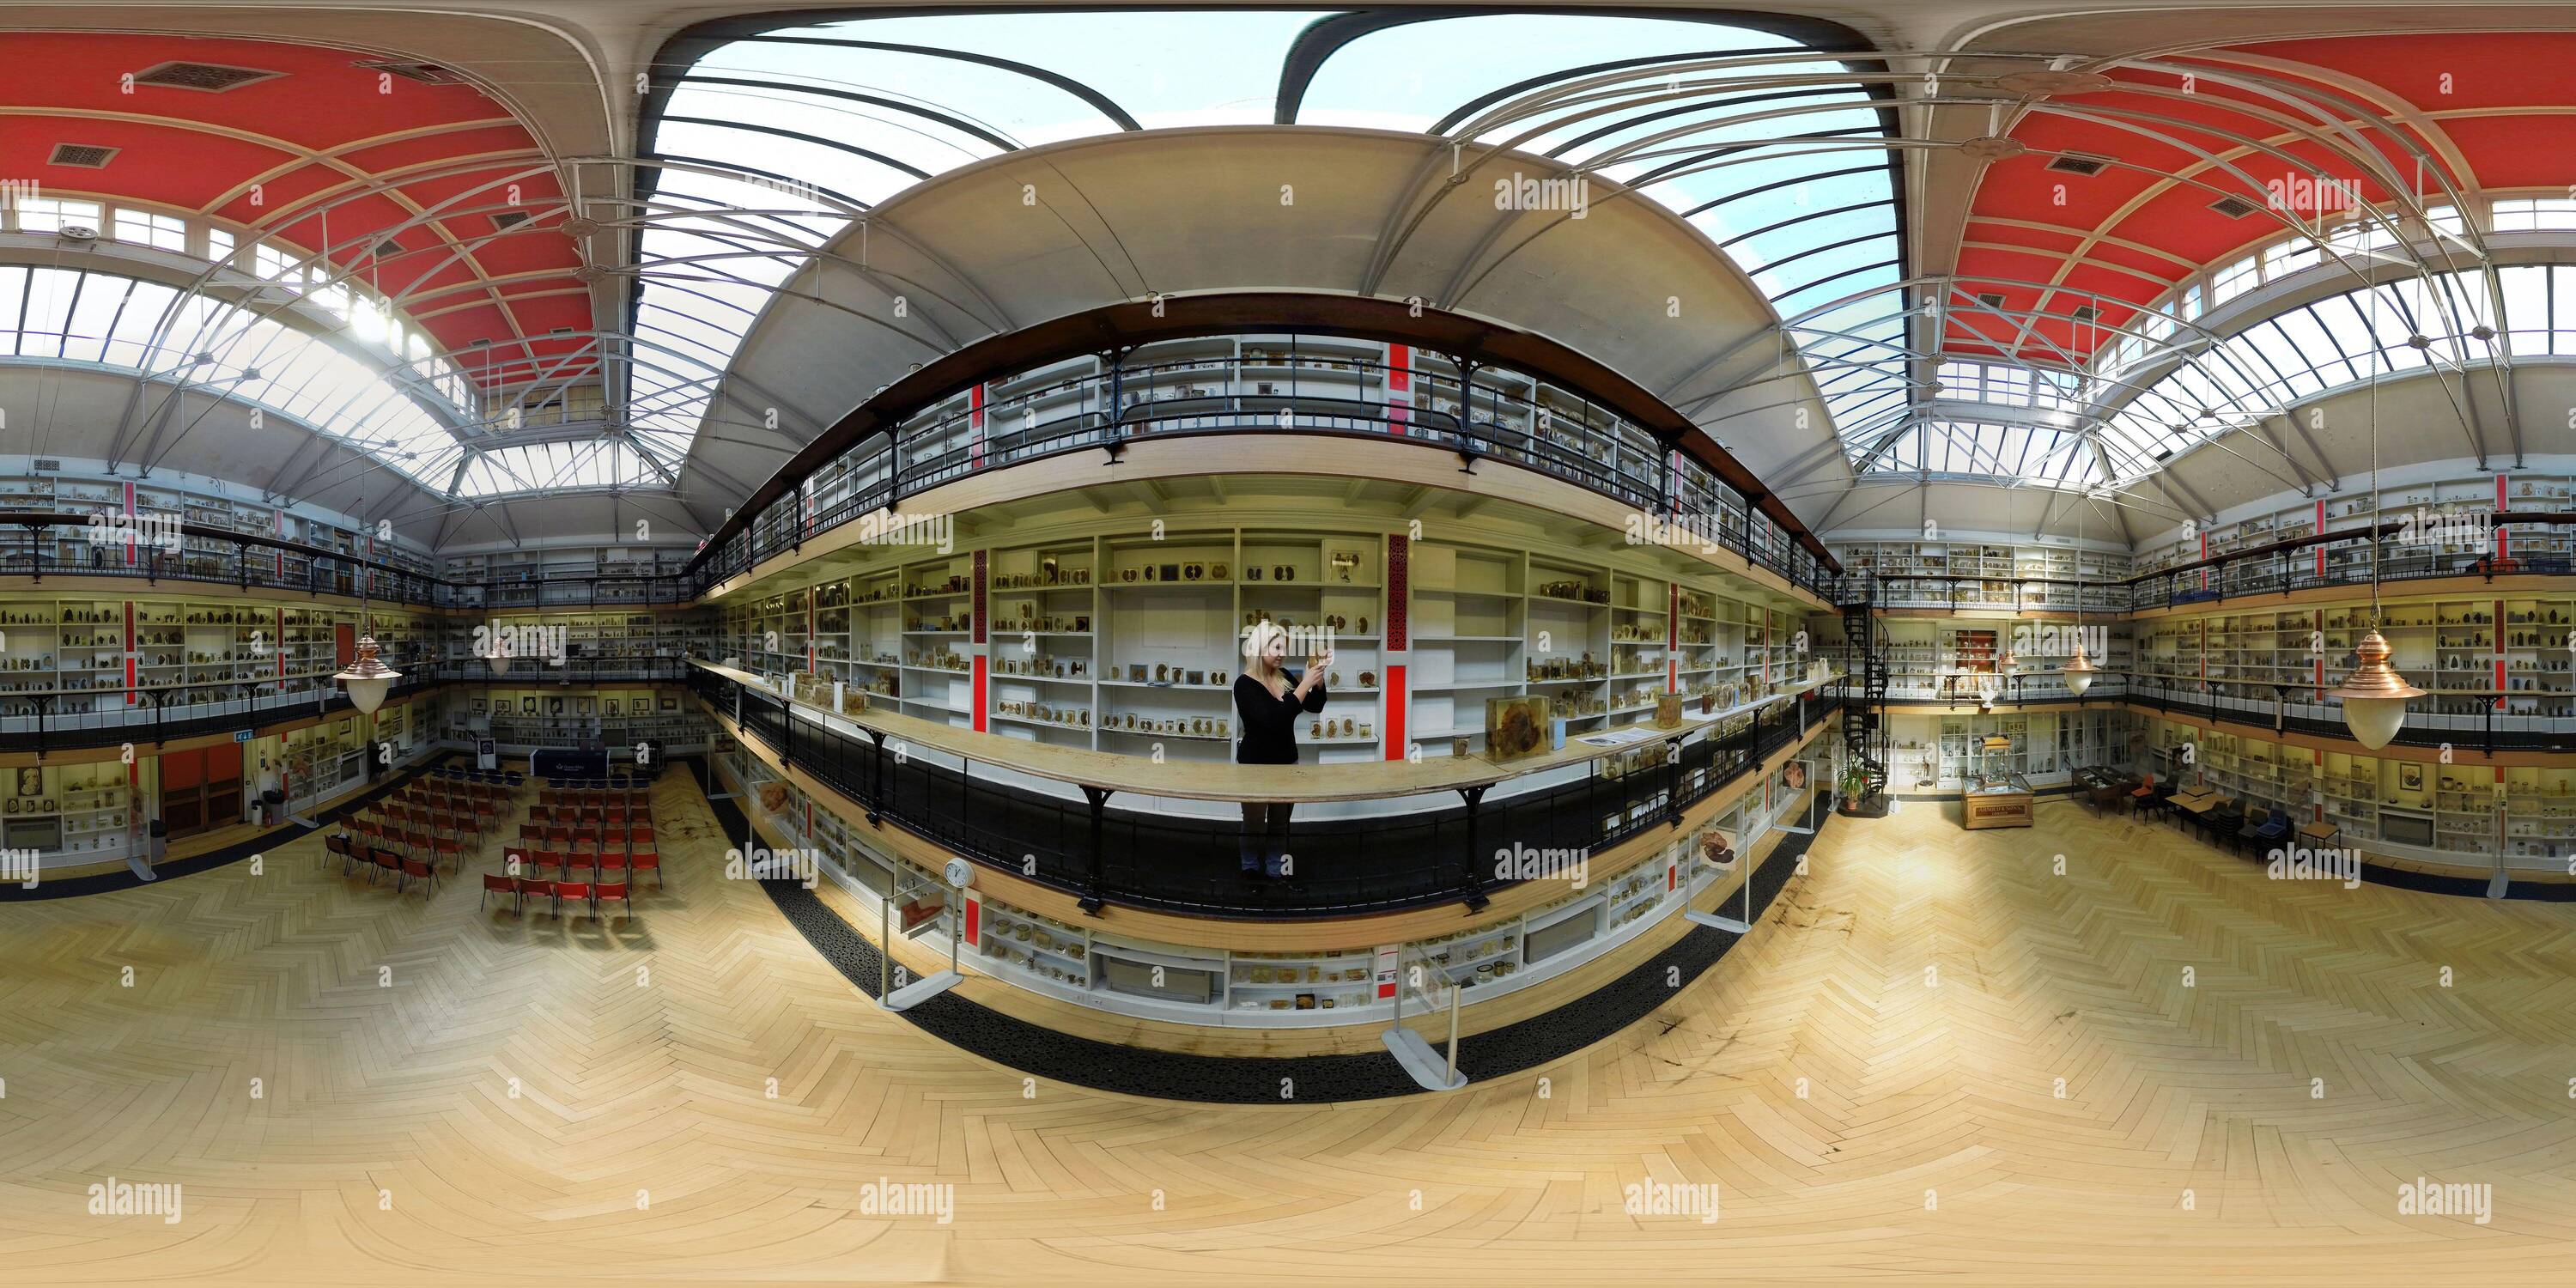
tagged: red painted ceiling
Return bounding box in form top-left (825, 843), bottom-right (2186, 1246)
top-left (0, 33), bottom-right (591, 391)
top-left (1951, 33), bottom-right (2574, 368)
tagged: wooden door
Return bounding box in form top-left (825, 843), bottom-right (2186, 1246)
top-left (159, 743), bottom-right (246, 840)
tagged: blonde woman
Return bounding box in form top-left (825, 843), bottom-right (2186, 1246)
top-left (1231, 620), bottom-right (1330, 878)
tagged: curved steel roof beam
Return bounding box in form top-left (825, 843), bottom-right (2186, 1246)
top-left (673, 72), bottom-right (1020, 153)
top-left (740, 33), bottom-right (1141, 131)
top-left (599, 153), bottom-right (1019, 338)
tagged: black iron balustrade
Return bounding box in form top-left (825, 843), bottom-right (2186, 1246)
top-left (2123, 676), bottom-right (2571, 756)
top-left (684, 346), bottom-right (1843, 602)
top-left (0, 511), bottom-right (702, 610)
top-left (692, 665), bottom-right (1841, 919)
top-left (0, 658), bottom-right (700, 754)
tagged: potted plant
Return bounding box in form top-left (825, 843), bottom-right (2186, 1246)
top-left (1838, 763), bottom-right (1871, 811)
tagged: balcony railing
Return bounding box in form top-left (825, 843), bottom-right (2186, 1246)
top-left (693, 665), bottom-right (1842, 919)
top-left (0, 659), bottom-right (701, 752)
top-left (689, 346), bottom-right (1840, 601)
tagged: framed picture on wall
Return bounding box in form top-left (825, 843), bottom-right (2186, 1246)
top-left (2400, 762), bottom-right (2424, 793)
top-left (15, 767), bottom-right (40, 799)
top-left (579, 698), bottom-right (597, 717)
top-left (659, 696), bottom-right (677, 712)
top-left (547, 697), bottom-right (565, 718)
top-left (521, 696), bottom-right (538, 715)
top-left (602, 698), bottom-right (619, 716)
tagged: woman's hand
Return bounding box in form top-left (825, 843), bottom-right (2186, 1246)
top-left (1295, 653), bottom-right (1332, 697)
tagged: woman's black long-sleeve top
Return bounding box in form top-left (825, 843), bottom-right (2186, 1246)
top-left (1233, 671), bottom-right (1327, 765)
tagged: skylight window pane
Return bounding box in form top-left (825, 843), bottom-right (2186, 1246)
top-left (19, 267), bottom-right (77, 358)
top-left (102, 281), bottom-right (179, 368)
top-left (2263, 235), bottom-right (2323, 278)
top-left (63, 274), bottom-right (131, 362)
top-left (112, 209), bottom-right (188, 251)
top-left (17, 197), bottom-right (100, 235)
top-left (2210, 255), bottom-right (2260, 306)
top-left (253, 243), bottom-right (304, 288)
top-left (0, 267), bottom-right (25, 346)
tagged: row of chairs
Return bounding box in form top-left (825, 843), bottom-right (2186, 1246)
top-left (506, 845), bottom-right (662, 889)
top-left (325, 834), bottom-right (441, 895)
top-left (543, 780), bottom-right (653, 793)
top-left (514, 822), bottom-right (655, 856)
top-left (481, 873), bottom-right (635, 920)
top-left (439, 765), bottom-right (524, 787)
top-left (538, 786), bottom-right (653, 812)
top-left (526, 799), bottom-right (649, 829)
top-left (400, 776), bottom-right (510, 808)
top-left (350, 814), bottom-right (482, 872)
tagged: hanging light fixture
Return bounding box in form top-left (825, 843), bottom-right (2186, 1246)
top-left (2062, 531), bottom-right (2099, 696)
top-left (2063, 313), bottom-right (2103, 700)
top-left (2325, 276), bottom-right (2422, 750)
top-left (336, 635), bottom-right (402, 715)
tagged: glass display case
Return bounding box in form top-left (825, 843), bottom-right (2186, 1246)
top-left (1962, 771), bottom-right (2035, 829)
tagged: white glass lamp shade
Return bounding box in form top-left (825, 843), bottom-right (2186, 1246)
top-left (2325, 629), bottom-right (2423, 752)
top-left (2061, 641), bottom-right (2099, 697)
top-left (335, 635), bottom-right (403, 715)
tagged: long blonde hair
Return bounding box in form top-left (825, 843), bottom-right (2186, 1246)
top-left (1242, 620), bottom-right (1290, 685)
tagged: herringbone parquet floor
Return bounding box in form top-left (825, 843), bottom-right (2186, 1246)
top-left (2, 777), bottom-right (2573, 1285)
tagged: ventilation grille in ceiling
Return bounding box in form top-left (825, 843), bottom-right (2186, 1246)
top-left (2069, 305), bottom-right (2099, 323)
top-left (2045, 154), bottom-right (2109, 177)
top-left (31, 459), bottom-right (61, 473)
top-left (1975, 291), bottom-right (2006, 309)
top-left (490, 210), bottom-right (532, 230)
top-left (131, 61), bottom-right (284, 93)
top-left (357, 59), bottom-right (467, 85)
top-left (2209, 195), bottom-right (2263, 219)
top-left (46, 143), bottom-right (118, 168)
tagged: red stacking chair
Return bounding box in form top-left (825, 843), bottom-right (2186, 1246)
top-left (627, 825), bottom-right (654, 856)
top-left (553, 879), bottom-right (592, 920)
top-left (545, 823), bottom-right (572, 851)
top-left (629, 848), bottom-right (660, 891)
top-left (480, 873), bottom-right (520, 915)
top-left (596, 853), bottom-right (628, 883)
top-left (595, 881), bottom-right (633, 921)
top-left (434, 835), bottom-right (464, 874)
top-left (400, 858), bottom-right (434, 896)
top-left (371, 848), bottom-right (402, 886)
top-left (503, 847), bottom-right (535, 880)
top-left (520, 878), bottom-right (556, 915)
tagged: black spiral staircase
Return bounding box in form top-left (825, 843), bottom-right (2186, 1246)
top-left (1838, 575), bottom-right (1891, 817)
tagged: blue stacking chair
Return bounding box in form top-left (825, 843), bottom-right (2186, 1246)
top-left (2245, 807), bottom-right (2292, 852)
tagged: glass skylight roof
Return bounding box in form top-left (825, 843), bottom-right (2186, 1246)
top-left (0, 263), bottom-right (681, 504)
top-left (0, 264), bottom-right (464, 487)
top-left (641, 9), bottom-right (1903, 465)
top-left (2092, 270), bottom-right (2495, 472)
top-left (1873, 420), bottom-right (2106, 487)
